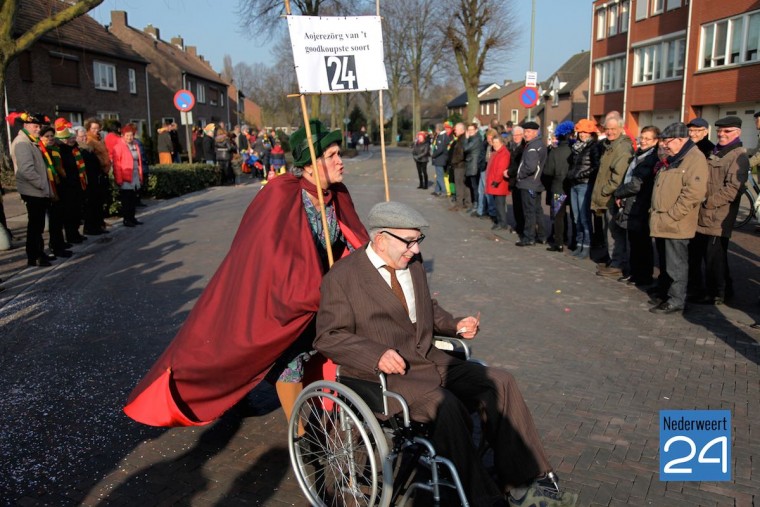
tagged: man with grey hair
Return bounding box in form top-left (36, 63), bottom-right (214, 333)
top-left (316, 201), bottom-right (576, 506)
top-left (449, 122), bottom-right (468, 210)
top-left (431, 123), bottom-right (449, 196)
top-left (592, 112), bottom-right (634, 277)
top-left (648, 122), bottom-right (708, 314)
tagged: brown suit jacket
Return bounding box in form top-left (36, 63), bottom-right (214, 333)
top-left (314, 244), bottom-right (464, 416)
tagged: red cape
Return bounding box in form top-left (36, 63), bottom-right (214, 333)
top-left (124, 175), bottom-right (368, 426)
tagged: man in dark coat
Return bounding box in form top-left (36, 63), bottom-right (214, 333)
top-left (687, 118), bottom-right (715, 159)
top-left (315, 201), bottom-right (575, 507)
top-left (448, 123), bottom-right (467, 210)
top-left (515, 122), bottom-right (547, 246)
top-left (431, 123), bottom-right (450, 197)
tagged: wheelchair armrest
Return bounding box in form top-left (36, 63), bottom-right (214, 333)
top-left (335, 366), bottom-right (412, 427)
top-left (433, 336), bottom-right (471, 360)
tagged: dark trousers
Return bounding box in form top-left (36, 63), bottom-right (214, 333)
top-left (493, 194), bottom-right (508, 228)
top-left (21, 195), bottom-right (50, 262)
top-left (48, 198), bottom-right (66, 251)
top-left (454, 168), bottom-right (471, 208)
top-left (511, 185), bottom-right (525, 236)
top-left (467, 174), bottom-right (480, 208)
top-left (84, 183), bottom-right (104, 232)
top-left (64, 187), bottom-right (83, 242)
top-left (688, 232), bottom-right (732, 299)
top-left (414, 361), bottom-right (551, 504)
top-left (550, 198), bottom-right (568, 247)
top-left (520, 189), bottom-right (545, 243)
top-left (628, 227), bottom-right (654, 283)
top-left (415, 161), bottom-right (428, 188)
top-left (655, 237), bottom-right (689, 307)
top-left (120, 189), bottom-right (137, 222)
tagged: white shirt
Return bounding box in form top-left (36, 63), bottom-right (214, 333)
top-left (366, 244), bottom-right (417, 323)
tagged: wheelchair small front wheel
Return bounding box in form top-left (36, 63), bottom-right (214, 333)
top-left (288, 381), bottom-right (391, 507)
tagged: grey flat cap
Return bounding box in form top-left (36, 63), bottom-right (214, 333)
top-left (368, 201), bottom-right (429, 230)
top-left (661, 122), bottom-right (689, 139)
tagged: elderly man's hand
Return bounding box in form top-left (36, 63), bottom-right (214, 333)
top-left (378, 349), bottom-right (406, 375)
top-left (456, 313), bottom-right (480, 339)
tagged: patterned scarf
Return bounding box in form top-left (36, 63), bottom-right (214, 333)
top-left (36, 142), bottom-right (59, 200)
top-left (447, 134), bottom-right (458, 151)
top-left (71, 146), bottom-right (87, 190)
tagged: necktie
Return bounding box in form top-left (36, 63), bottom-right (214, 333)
top-left (383, 266), bottom-right (409, 315)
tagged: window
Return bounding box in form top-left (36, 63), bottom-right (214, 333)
top-left (652, 0), bottom-right (664, 15)
top-left (129, 119), bottom-right (147, 137)
top-left (700, 11), bottom-right (760, 69)
top-left (666, 0), bottom-right (681, 11)
top-left (636, 0), bottom-right (649, 21)
top-left (161, 117), bottom-right (176, 125)
top-left (50, 52), bottom-right (79, 87)
top-left (594, 56), bottom-right (626, 93)
top-left (597, 1), bottom-right (629, 39)
top-left (220, 90), bottom-right (224, 107)
top-left (633, 37), bottom-right (685, 83)
top-left (59, 112), bottom-right (82, 126)
top-left (486, 103), bottom-right (490, 115)
top-left (209, 87), bottom-right (219, 106)
top-left (94, 61), bottom-right (116, 91)
top-left (97, 112), bottom-right (120, 121)
top-left (128, 68), bottom-right (137, 94)
top-left (19, 51), bottom-right (32, 82)
top-left (511, 109), bottom-right (519, 124)
top-left (197, 83), bottom-right (206, 103)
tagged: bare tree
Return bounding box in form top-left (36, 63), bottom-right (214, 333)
top-left (0, 0), bottom-right (105, 173)
top-left (381, 5), bottom-right (408, 147)
top-left (221, 54), bottom-right (234, 83)
top-left (443, 0), bottom-right (517, 121)
top-left (233, 62), bottom-right (256, 97)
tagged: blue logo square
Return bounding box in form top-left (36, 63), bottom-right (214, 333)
top-left (660, 410), bottom-right (731, 481)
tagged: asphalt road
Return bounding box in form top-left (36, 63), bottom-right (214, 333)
top-left (1, 146), bottom-right (758, 506)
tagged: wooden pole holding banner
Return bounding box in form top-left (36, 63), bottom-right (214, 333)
top-left (285, 0), bottom-right (335, 268)
top-left (377, 0), bottom-right (390, 202)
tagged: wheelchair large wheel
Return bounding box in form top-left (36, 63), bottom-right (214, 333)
top-left (288, 381), bottom-right (392, 507)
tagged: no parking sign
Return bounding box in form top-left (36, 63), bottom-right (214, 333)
top-left (520, 87), bottom-right (539, 108)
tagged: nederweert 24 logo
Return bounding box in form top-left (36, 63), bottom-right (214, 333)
top-left (660, 410), bottom-right (731, 481)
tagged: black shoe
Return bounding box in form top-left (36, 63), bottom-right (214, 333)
top-left (546, 245), bottom-right (563, 252)
top-left (46, 253), bottom-right (57, 260)
top-left (618, 275), bottom-right (632, 283)
top-left (647, 295), bottom-right (666, 306)
top-left (633, 278), bottom-right (654, 287)
top-left (63, 242), bottom-right (74, 249)
top-left (123, 220), bottom-right (136, 227)
top-left (30, 257), bottom-right (52, 267)
top-left (83, 228), bottom-right (104, 236)
top-left (136, 201), bottom-right (147, 207)
top-left (133, 219), bottom-right (144, 225)
top-left (649, 302), bottom-right (684, 314)
top-left (68, 236), bottom-right (84, 244)
top-left (52, 249), bottom-right (73, 258)
top-left (515, 241), bottom-right (535, 247)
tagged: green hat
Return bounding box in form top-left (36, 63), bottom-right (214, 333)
top-left (290, 119), bottom-right (342, 167)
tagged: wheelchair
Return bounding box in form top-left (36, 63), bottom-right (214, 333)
top-left (287, 337), bottom-right (481, 507)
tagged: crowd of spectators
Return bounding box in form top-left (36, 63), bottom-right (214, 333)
top-left (414, 110), bottom-right (756, 315)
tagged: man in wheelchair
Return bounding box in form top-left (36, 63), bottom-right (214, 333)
top-left (314, 201), bottom-right (576, 507)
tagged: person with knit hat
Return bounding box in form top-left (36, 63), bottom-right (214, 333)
top-left (55, 119), bottom-right (88, 245)
top-left (202, 123), bottom-right (216, 165)
top-left (543, 121), bottom-right (575, 252)
top-left (124, 119), bottom-right (368, 431)
top-left (566, 119), bottom-right (601, 259)
top-left (9, 112), bottom-right (54, 266)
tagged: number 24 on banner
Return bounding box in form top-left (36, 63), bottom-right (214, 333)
top-left (325, 56), bottom-right (358, 91)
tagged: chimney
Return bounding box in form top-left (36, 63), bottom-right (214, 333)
top-left (503, 79), bottom-right (512, 86)
top-left (186, 45), bottom-right (197, 57)
top-left (170, 36), bottom-right (184, 49)
top-left (144, 24), bottom-right (160, 40)
top-left (111, 10), bottom-right (127, 28)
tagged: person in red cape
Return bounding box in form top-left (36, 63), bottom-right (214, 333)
top-left (124, 120), bottom-right (369, 427)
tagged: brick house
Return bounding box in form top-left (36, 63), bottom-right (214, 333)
top-left (535, 51), bottom-right (591, 142)
top-left (108, 10), bottom-right (230, 143)
top-left (589, 0), bottom-right (760, 148)
top-left (478, 81), bottom-right (527, 128)
top-left (228, 84), bottom-right (263, 129)
top-left (446, 83), bottom-right (500, 123)
top-left (5, 0), bottom-right (148, 131)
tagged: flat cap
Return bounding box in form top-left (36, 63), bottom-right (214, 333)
top-left (521, 121), bottom-right (540, 130)
top-left (754, 111), bottom-right (760, 118)
top-left (661, 122), bottom-right (689, 139)
top-left (715, 116), bottom-right (742, 128)
top-left (686, 118), bottom-right (708, 128)
top-left (368, 201), bottom-right (429, 230)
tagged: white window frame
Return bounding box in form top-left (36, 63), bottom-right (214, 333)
top-left (594, 54), bottom-right (626, 93)
top-left (666, 0), bottom-right (680, 11)
top-left (620, 0), bottom-right (630, 33)
top-left (511, 109), bottom-right (519, 124)
top-left (596, 7), bottom-right (607, 40)
top-left (636, 0), bottom-right (649, 21)
top-left (608, 3), bottom-right (619, 36)
top-left (632, 34), bottom-right (686, 84)
top-left (128, 68), bottom-right (137, 94)
top-left (97, 111), bottom-right (120, 121)
top-left (93, 61), bottom-right (117, 91)
top-left (197, 83), bottom-right (206, 103)
top-left (699, 10), bottom-right (760, 70)
top-left (651, 0), bottom-right (664, 15)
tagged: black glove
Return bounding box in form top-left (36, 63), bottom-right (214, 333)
top-left (491, 182), bottom-right (499, 188)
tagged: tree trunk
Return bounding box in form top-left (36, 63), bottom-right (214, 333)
top-left (310, 95), bottom-right (321, 122)
top-left (0, 62), bottom-right (12, 178)
top-left (390, 98), bottom-right (398, 147)
top-left (413, 86), bottom-right (422, 135)
top-left (465, 84), bottom-right (480, 124)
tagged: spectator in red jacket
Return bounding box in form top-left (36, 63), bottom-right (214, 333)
top-left (485, 128), bottom-right (511, 231)
top-left (109, 123), bottom-right (143, 227)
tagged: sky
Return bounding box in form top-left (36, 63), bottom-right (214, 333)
top-left (88, 0), bottom-right (592, 86)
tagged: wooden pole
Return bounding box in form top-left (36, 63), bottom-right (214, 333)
top-left (377, 0), bottom-right (390, 202)
top-left (285, 0), bottom-right (334, 267)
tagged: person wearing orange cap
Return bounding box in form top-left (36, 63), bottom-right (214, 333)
top-left (566, 119), bottom-right (602, 259)
top-left (412, 130), bottom-right (430, 189)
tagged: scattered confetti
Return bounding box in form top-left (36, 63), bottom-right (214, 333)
top-left (564, 308), bottom-right (571, 313)
top-left (555, 289), bottom-right (561, 294)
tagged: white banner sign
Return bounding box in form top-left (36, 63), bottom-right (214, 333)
top-left (287, 16), bottom-right (388, 94)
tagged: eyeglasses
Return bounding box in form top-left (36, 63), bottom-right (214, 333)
top-left (716, 128), bottom-right (739, 134)
top-left (381, 230), bottom-right (425, 249)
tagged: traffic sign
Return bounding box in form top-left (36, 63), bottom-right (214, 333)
top-left (520, 87), bottom-right (539, 108)
top-left (525, 71), bottom-right (538, 88)
top-left (173, 89), bottom-right (196, 112)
